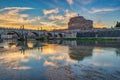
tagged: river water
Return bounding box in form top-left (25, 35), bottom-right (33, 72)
top-left (0, 40), bottom-right (120, 80)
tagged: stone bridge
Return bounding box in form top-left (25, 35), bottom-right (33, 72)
top-left (0, 26), bottom-right (78, 40)
top-left (0, 27), bottom-right (46, 40)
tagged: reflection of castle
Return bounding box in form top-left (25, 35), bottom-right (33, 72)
top-left (68, 15), bottom-right (93, 30)
top-left (69, 46), bottom-right (93, 61)
top-left (49, 40), bottom-right (120, 61)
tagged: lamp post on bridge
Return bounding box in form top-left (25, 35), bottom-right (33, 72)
top-left (20, 25), bottom-right (24, 33)
top-left (19, 25), bottom-right (25, 41)
top-left (37, 26), bottom-right (44, 40)
top-left (37, 27), bottom-right (40, 39)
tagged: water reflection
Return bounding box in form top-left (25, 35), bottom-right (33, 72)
top-left (69, 46), bottom-right (93, 61)
top-left (0, 40), bottom-right (120, 80)
top-left (116, 49), bottom-right (120, 56)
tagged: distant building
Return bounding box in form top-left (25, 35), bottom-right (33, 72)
top-left (68, 15), bottom-right (93, 30)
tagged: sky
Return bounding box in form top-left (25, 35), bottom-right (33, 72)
top-left (0, 0), bottom-right (120, 30)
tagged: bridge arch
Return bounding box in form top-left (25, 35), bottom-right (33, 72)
top-left (58, 33), bottom-right (64, 38)
top-left (47, 32), bottom-right (64, 38)
top-left (27, 32), bottom-right (39, 38)
top-left (47, 33), bottom-right (53, 37)
top-left (0, 31), bottom-right (21, 39)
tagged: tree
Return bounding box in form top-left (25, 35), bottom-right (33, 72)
top-left (115, 21), bottom-right (120, 28)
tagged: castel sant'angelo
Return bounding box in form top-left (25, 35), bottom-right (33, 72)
top-left (68, 15), bottom-right (93, 30)
top-left (68, 15), bottom-right (120, 38)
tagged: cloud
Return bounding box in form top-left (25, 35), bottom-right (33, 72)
top-left (94, 22), bottom-right (108, 28)
top-left (48, 15), bottom-right (64, 20)
top-left (0, 6), bottom-right (77, 30)
top-left (65, 10), bottom-right (77, 19)
top-left (41, 9), bottom-right (77, 28)
top-left (67, 0), bottom-right (73, 5)
top-left (89, 7), bottom-right (120, 14)
top-left (0, 7), bottom-right (34, 12)
top-left (47, 10), bottom-right (77, 27)
top-left (79, 0), bottom-right (94, 4)
top-left (40, 21), bottom-right (57, 26)
top-left (4, 7), bottom-right (34, 10)
top-left (43, 8), bottom-right (59, 15)
top-left (66, 0), bottom-right (93, 5)
top-left (62, 10), bottom-right (77, 25)
top-left (65, 12), bottom-right (77, 18)
top-left (0, 7), bottom-right (40, 25)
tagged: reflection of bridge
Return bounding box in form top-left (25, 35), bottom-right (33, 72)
top-left (1, 40), bottom-right (44, 54)
top-left (18, 41), bottom-right (44, 54)
top-left (1, 40), bottom-right (120, 61)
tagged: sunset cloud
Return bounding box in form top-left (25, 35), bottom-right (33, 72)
top-left (48, 15), bottom-right (64, 20)
top-left (40, 21), bottom-right (58, 26)
top-left (0, 7), bottom-right (40, 26)
top-left (65, 11), bottom-right (77, 18)
top-left (94, 22), bottom-right (108, 28)
top-left (65, 10), bottom-right (77, 20)
top-left (0, 7), bottom-right (76, 30)
top-left (0, 0), bottom-right (120, 30)
top-left (43, 8), bottom-right (59, 15)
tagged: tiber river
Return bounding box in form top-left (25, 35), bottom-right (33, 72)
top-left (0, 40), bottom-right (120, 80)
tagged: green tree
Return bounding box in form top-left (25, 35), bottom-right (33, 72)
top-left (115, 21), bottom-right (120, 28)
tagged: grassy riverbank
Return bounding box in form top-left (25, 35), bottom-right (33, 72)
top-left (62, 38), bottom-right (119, 42)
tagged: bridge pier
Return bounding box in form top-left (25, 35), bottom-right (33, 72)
top-left (18, 33), bottom-right (27, 41)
